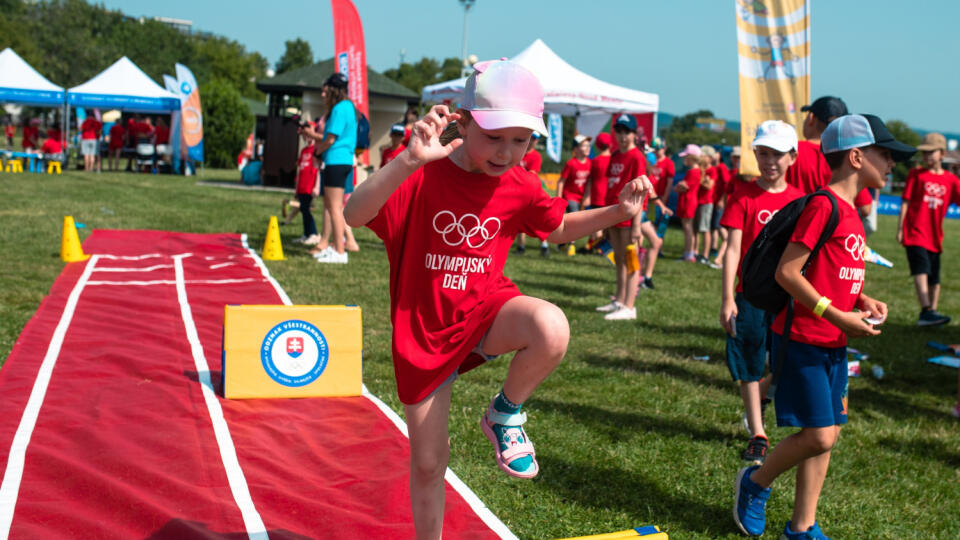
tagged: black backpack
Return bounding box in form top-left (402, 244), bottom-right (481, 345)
top-left (356, 113), bottom-right (370, 150)
top-left (741, 189), bottom-right (840, 314)
top-left (740, 188), bottom-right (840, 390)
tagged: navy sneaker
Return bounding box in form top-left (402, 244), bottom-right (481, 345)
top-left (733, 465), bottom-right (770, 536)
top-left (918, 309), bottom-right (950, 327)
top-left (780, 521), bottom-right (830, 539)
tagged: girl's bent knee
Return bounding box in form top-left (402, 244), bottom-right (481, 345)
top-left (533, 304), bottom-right (569, 355)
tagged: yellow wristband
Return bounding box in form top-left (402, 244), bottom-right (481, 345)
top-left (813, 296), bottom-right (832, 317)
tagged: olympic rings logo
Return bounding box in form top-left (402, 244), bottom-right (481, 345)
top-left (432, 211), bottom-right (501, 248)
top-left (844, 234), bottom-right (866, 261)
top-left (757, 209), bottom-right (779, 225)
top-left (925, 182), bottom-right (946, 197)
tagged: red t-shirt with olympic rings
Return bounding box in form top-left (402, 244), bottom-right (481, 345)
top-left (772, 188), bottom-right (866, 347)
top-left (367, 157), bottom-right (566, 404)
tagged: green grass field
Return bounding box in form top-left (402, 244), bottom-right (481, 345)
top-left (2, 168), bottom-right (958, 539)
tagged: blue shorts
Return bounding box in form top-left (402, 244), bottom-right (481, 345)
top-left (566, 199), bottom-right (580, 213)
top-left (771, 333), bottom-right (848, 428)
top-left (725, 294), bottom-right (771, 382)
top-left (711, 204), bottom-right (725, 231)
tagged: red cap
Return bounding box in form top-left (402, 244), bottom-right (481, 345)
top-left (595, 132), bottom-right (613, 150)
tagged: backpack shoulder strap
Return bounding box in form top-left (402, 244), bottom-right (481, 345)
top-left (801, 189), bottom-right (841, 273)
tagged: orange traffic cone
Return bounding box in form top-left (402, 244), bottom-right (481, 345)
top-left (262, 216), bottom-right (285, 261)
top-left (61, 216), bottom-right (90, 262)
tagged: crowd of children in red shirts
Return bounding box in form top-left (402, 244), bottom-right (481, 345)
top-left (2, 114), bottom-right (169, 173)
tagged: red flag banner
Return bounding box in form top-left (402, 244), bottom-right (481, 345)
top-left (331, 0), bottom-right (368, 121)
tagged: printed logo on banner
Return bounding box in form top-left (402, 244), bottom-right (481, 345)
top-left (261, 320), bottom-right (329, 387)
top-left (338, 52), bottom-right (349, 76)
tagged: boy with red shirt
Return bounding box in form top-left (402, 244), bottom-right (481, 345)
top-left (557, 134), bottom-right (592, 255)
top-left (344, 60), bottom-right (651, 538)
top-left (712, 150), bottom-right (732, 265)
top-left (80, 116), bottom-right (102, 171)
top-left (653, 140), bottom-right (675, 239)
top-left (721, 121), bottom-right (804, 465)
top-left (294, 129), bottom-right (320, 245)
top-left (3, 121), bottom-right (14, 147)
top-left (108, 122), bottom-right (125, 171)
top-left (380, 123), bottom-right (406, 168)
top-left (558, 134), bottom-right (591, 213)
top-left (595, 114), bottom-right (646, 320)
top-left (515, 133), bottom-right (547, 256)
top-left (897, 131), bottom-right (960, 326)
top-left (21, 121), bottom-right (38, 151)
top-left (786, 96), bottom-right (848, 194)
top-left (674, 144), bottom-right (704, 261)
top-left (696, 146), bottom-right (720, 267)
top-left (734, 114), bottom-right (913, 540)
top-left (584, 132), bottom-right (613, 250)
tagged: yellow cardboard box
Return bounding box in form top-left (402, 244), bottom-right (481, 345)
top-left (222, 305), bottom-right (362, 399)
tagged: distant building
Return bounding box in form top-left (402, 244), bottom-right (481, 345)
top-left (136, 16), bottom-right (193, 34)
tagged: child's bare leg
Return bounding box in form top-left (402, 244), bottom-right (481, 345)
top-left (740, 381), bottom-right (767, 438)
top-left (404, 382), bottom-right (453, 540)
top-left (913, 274), bottom-right (930, 308)
top-left (483, 296), bottom-right (569, 403)
top-left (681, 218), bottom-right (694, 256)
top-left (930, 283), bottom-right (941, 311)
top-left (344, 224), bottom-right (359, 251)
top-left (610, 228), bottom-right (628, 304)
top-left (311, 208), bottom-right (332, 254)
top-left (641, 221), bottom-right (661, 279)
top-left (325, 187), bottom-right (346, 253)
top-left (750, 426), bottom-right (839, 489)
top-left (790, 444), bottom-right (834, 532)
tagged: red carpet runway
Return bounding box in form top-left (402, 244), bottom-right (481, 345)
top-left (0, 230), bottom-right (513, 539)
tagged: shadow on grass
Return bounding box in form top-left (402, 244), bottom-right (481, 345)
top-left (850, 386), bottom-right (949, 422)
top-left (634, 320), bottom-right (725, 341)
top-left (535, 452), bottom-right (734, 538)
top-left (581, 354), bottom-right (732, 394)
top-left (532, 397), bottom-right (736, 445)
top-left (876, 434), bottom-right (960, 469)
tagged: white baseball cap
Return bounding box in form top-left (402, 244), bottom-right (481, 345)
top-left (753, 120), bottom-right (798, 152)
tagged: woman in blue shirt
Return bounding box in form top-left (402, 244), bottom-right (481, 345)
top-left (303, 72), bottom-right (357, 263)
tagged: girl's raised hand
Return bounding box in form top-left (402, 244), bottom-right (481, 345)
top-left (406, 105), bottom-right (462, 166)
top-left (617, 175), bottom-right (653, 217)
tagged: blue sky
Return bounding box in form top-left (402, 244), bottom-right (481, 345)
top-left (103, 0), bottom-right (960, 133)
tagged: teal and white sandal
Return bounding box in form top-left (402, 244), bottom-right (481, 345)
top-left (480, 407), bottom-right (539, 479)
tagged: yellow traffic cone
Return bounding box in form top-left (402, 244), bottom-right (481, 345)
top-left (262, 216), bottom-right (285, 261)
top-left (61, 216), bottom-right (90, 262)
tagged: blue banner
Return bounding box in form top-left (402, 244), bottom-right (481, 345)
top-left (163, 74), bottom-right (182, 174)
top-left (877, 193), bottom-right (960, 219)
top-left (546, 113), bottom-right (562, 163)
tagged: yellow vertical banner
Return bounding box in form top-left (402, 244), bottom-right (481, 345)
top-left (736, 0), bottom-right (810, 176)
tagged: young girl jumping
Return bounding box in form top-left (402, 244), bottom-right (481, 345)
top-left (343, 59), bottom-right (650, 540)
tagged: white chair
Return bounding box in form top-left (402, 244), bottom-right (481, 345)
top-left (135, 143), bottom-right (155, 172)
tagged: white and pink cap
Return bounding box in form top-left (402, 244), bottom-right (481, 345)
top-left (462, 59), bottom-right (547, 136)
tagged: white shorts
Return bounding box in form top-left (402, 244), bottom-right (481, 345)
top-left (80, 139), bottom-right (98, 156)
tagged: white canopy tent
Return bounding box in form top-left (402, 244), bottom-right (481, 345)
top-left (421, 39), bottom-right (660, 138)
top-left (67, 56), bottom-right (179, 113)
top-left (0, 48), bottom-right (65, 106)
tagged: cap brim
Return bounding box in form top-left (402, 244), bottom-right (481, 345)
top-left (875, 140), bottom-right (917, 162)
top-left (470, 110), bottom-right (548, 137)
top-left (915, 143), bottom-right (945, 152)
top-left (752, 137), bottom-right (796, 153)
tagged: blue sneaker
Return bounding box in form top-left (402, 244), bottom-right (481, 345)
top-left (733, 465), bottom-right (770, 536)
top-left (780, 521), bottom-right (830, 539)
